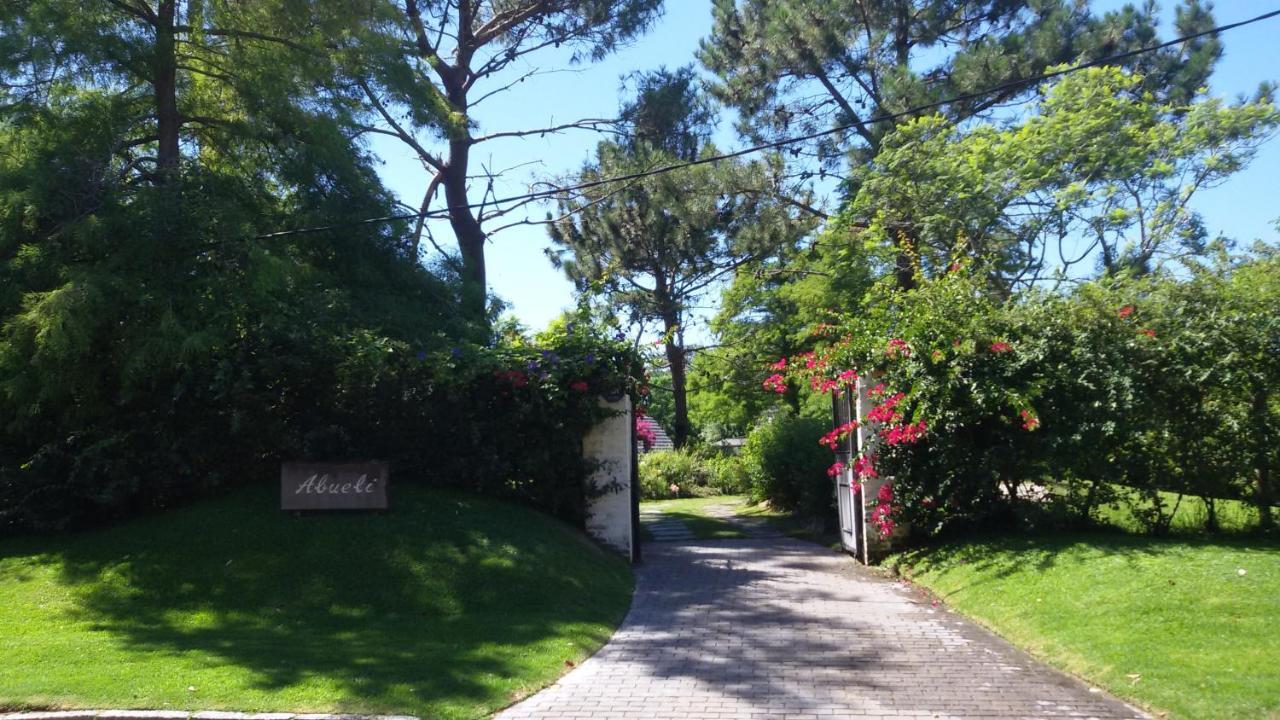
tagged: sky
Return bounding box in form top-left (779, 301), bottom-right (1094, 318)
top-left (371, 1), bottom-right (1280, 335)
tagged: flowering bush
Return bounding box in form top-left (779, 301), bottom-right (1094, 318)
top-left (756, 254), bottom-right (1280, 538)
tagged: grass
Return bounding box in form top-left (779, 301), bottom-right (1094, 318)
top-left (888, 532), bottom-right (1280, 720)
top-left (640, 495), bottom-right (750, 539)
top-left (1095, 486), bottom-right (1263, 534)
top-left (0, 483), bottom-right (633, 720)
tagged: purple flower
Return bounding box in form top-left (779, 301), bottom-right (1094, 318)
top-left (415, 350), bottom-right (428, 361)
top-left (527, 360), bottom-right (538, 371)
top-left (450, 347), bottom-right (463, 357)
top-left (613, 332), bottom-right (626, 341)
top-left (584, 353), bottom-right (596, 364)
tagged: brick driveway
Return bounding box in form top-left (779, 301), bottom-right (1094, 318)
top-left (497, 538), bottom-right (1148, 720)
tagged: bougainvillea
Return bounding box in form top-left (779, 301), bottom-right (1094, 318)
top-left (635, 416), bottom-right (657, 451)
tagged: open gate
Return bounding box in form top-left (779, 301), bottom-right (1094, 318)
top-left (831, 383), bottom-right (867, 563)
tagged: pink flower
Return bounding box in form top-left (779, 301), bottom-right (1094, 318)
top-left (1118, 305), bottom-right (1135, 318)
top-left (770, 357), bottom-right (787, 370)
top-left (867, 393), bottom-right (906, 424)
top-left (1139, 328), bottom-right (1156, 338)
top-left (886, 338), bottom-right (911, 358)
top-left (762, 374), bottom-right (788, 394)
top-left (838, 369), bottom-right (857, 383)
top-left (1019, 409), bottom-right (1040, 432)
top-left (636, 417), bottom-right (657, 450)
top-left (810, 376), bottom-right (838, 394)
top-left (852, 454), bottom-right (878, 480)
top-left (882, 421), bottom-right (927, 446)
top-left (569, 379), bottom-right (589, 393)
top-left (826, 461), bottom-right (845, 477)
top-left (819, 421), bottom-right (859, 450)
top-left (989, 341), bottom-right (1012, 353)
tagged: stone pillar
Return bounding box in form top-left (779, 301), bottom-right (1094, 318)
top-left (582, 396), bottom-right (636, 561)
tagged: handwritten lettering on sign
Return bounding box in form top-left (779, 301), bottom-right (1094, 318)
top-left (281, 462), bottom-right (389, 510)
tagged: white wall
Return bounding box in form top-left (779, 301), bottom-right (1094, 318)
top-left (582, 396), bottom-right (635, 560)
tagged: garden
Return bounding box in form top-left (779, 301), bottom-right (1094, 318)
top-left (3, 1), bottom-right (1280, 718)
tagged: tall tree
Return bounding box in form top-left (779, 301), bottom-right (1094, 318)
top-left (353, 0), bottom-right (664, 326)
top-left (547, 68), bottom-right (814, 446)
top-left (0, 1), bottom-right (463, 529)
top-left (698, 0), bottom-right (1223, 288)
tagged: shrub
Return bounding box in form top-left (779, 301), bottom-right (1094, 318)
top-left (0, 305), bottom-right (644, 533)
top-left (768, 254), bottom-right (1280, 538)
top-left (741, 413), bottom-right (832, 519)
top-left (705, 453), bottom-right (750, 494)
top-left (638, 448), bottom-right (717, 500)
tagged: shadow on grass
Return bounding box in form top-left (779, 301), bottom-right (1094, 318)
top-left (1, 484), bottom-right (632, 717)
top-left (648, 510), bottom-right (746, 539)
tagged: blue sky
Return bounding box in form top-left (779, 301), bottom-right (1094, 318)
top-left (371, 1), bottom-right (1280, 334)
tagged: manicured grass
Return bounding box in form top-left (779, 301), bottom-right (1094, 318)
top-left (1095, 487), bottom-right (1263, 534)
top-left (889, 533), bottom-right (1280, 720)
top-left (0, 484), bottom-right (633, 719)
top-left (641, 495), bottom-right (749, 539)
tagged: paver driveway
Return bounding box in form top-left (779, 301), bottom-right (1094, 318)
top-left (498, 538), bottom-right (1147, 720)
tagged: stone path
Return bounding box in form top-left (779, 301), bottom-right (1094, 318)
top-left (497, 538), bottom-right (1148, 720)
top-left (638, 506), bottom-right (696, 542)
top-left (700, 502), bottom-right (786, 538)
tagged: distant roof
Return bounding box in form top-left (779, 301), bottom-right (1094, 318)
top-left (710, 438), bottom-right (747, 448)
top-left (640, 422), bottom-right (675, 452)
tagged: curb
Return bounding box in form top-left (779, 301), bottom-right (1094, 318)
top-left (2, 707), bottom-right (417, 712)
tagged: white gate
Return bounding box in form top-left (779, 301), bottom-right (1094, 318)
top-left (831, 385), bottom-right (866, 561)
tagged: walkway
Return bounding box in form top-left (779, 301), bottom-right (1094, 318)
top-left (497, 537), bottom-right (1147, 720)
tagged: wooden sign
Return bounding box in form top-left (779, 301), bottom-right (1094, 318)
top-left (281, 461), bottom-right (389, 511)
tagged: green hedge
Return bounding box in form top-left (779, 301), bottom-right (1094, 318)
top-left (741, 413), bottom-right (831, 520)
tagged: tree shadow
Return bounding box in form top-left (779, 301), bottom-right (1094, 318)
top-left (577, 537), bottom-right (1138, 719)
top-left (3, 485), bottom-right (632, 718)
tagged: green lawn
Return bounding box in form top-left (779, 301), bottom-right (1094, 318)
top-left (641, 495), bottom-right (750, 539)
top-left (1095, 486), bottom-right (1263, 534)
top-left (889, 533), bottom-right (1280, 720)
top-left (0, 484), bottom-right (633, 719)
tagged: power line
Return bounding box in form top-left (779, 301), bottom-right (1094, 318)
top-left (256, 7), bottom-right (1280, 241)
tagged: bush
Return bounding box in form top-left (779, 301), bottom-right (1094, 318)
top-left (704, 453), bottom-right (749, 494)
top-left (0, 301), bottom-right (643, 533)
top-left (741, 413), bottom-right (832, 519)
top-left (638, 448), bottom-right (717, 500)
top-left (771, 254), bottom-right (1280, 538)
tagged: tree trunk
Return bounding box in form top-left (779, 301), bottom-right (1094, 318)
top-left (894, 230), bottom-right (918, 291)
top-left (664, 326), bottom-right (690, 449)
top-left (1253, 383), bottom-right (1274, 530)
top-left (443, 137), bottom-right (488, 327)
top-left (653, 277), bottom-right (690, 447)
top-left (153, 0), bottom-right (181, 180)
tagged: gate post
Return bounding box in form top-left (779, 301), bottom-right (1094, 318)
top-left (855, 375), bottom-right (904, 562)
top-left (583, 396), bottom-right (636, 561)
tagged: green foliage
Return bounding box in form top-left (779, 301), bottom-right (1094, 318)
top-left (638, 448), bottom-right (717, 500)
top-left (698, 0), bottom-right (1220, 171)
top-left (704, 453), bottom-right (750, 495)
top-left (807, 252), bottom-right (1280, 537)
top-left (548, 69), bottom-right (815, 446)
top-left (0, 3), bottom-right (649, 534)
top-left (740, 412), bottom-right (831, 519)
top-left (845, 67), bottom-right (1280, 284)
